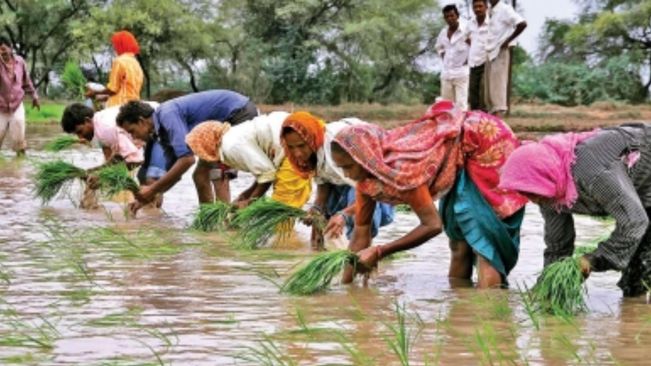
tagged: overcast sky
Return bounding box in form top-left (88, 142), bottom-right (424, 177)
top-left (439, 0), bottom-right (580, 57)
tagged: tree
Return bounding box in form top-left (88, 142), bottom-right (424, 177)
top-left (71, 0), bottom-right (216, 96)
top-left (540, 0), bottom-right (651, 98)
top-left (0, 0), bottom-right (101, 90)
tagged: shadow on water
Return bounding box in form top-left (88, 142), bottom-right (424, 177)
top-left (0, 124), bottom-right (648, 365)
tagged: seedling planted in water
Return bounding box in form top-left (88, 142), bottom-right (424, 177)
top-left (281, 250), bottom-right (358, 295)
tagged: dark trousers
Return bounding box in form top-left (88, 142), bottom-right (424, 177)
top-left (469, 64), bottom-right (487, 112)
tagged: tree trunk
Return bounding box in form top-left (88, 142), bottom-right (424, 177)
top-left (138, 54), bottom-right (151, 98)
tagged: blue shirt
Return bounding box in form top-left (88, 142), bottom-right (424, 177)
top-left (153, 90), bottom-right (249, 160)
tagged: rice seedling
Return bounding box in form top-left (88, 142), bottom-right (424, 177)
top-left (0, 308), bottom-right (61, 350)
top-left (96, 163), bottom-right (139, 197)
top-left (280, 250), bottom-right (358, 295)
top-left (395, 204), bottom-right (412, 213)
top-left (516, 282), bottom-right (540, 330)
top-left (383, 302), bottom-right (423, 366)
top-left (33, 160), bottom-right (87, 203)
top-left (43, 135), bottom-right (81, 152)
top-left (335, 332), bottom-right (376, 366)
top-left (530, 257), bottom-right (587, 316)
top-left (191, 201), bottom-right (233, 232)
top-left (237, 335), bottom-right (297, 366)
top-left (230, 198), bottom-right (324, 249)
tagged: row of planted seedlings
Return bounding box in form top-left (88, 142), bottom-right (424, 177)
top-left (192, 198), bottom-right (362, 296)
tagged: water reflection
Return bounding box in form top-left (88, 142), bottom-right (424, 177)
top-left (0, 124), bottom-right (645, 365)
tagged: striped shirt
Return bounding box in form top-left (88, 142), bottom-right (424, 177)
top-left (106, 53), bottom-right (143, 107)
top-left (541, 124), bottom-right (651, 271)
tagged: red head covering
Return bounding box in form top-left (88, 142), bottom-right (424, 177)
top-left (111, 31), bottom-right (140, 55)
top-left (280, 111), bottom-right (326, 175)
top-left (333, 100), bottom-right (464, 192)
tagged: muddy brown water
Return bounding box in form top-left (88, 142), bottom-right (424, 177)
top-left (0, 125), bottom-right (649, 365)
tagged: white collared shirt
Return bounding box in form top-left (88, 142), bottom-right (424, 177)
top-left (487, 1), bottom-right (525, 61)
top-left (468, 16), bottom-right (490, 68)
top-left (435, 22), bottom-right (470, 80)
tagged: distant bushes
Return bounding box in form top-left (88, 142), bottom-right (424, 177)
top-left (514, 55), bottom-right (646, 106)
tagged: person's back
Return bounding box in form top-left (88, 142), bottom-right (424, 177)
top-left (106, 53), bottom-right (143, 107)
top-left (160, 90), bottom-right (250, 131)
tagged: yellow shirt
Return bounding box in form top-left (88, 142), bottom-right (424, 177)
top-left (106, 53), bottom-right (143, 107)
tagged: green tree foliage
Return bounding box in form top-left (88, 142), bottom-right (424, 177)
top-left (515, 55), bottom-right (645, 105)
top-left (537, 0), bottom-right (651, 99)
top-left (0, 0), bottom-right (101, 89)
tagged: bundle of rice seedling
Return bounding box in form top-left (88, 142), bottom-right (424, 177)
top-left (230, 198), bottom-right (319, 249)
top-left (191, 201), bottom-right (233, 232)
top-left (44, 135), bottom-right (81, 152)
top-left (281, 250), bottom-right (359, 295)
top-left (34, 160), bottom-right (87, 203)
top-left (96, 163), bottom-right (139, 197)
top-left (530, 256), bottom-right (587, 316)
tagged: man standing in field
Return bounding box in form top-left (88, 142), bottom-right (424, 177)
top-left (0, 36), bottom-right (40, 156)
top-left (435, 4), bottom-right (470, 111)
top-left (485, 0), bottom-right (526, 117)
top-left (467, 0), bottom-right (490, 111)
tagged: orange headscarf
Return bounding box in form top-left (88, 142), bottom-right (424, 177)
top-left (280, 111), bottom-right (326, 175)
top-left (185, 121), bottom-right (231, 162)
top-left (111, 30), bottom-right (140, 55)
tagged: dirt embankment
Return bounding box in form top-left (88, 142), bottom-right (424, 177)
top-left (260, 101), bottom-right (651, 134)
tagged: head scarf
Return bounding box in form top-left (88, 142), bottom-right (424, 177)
top-left (185, 121), bottom-right (231, 162)
top-left (499, 130), bottom-right (598, 210)
top-left (111, 31), bottom-right (140, 55)
top-left (280, 111), bottom-right (326, 174)
top-left (332, 100), bottom-right (464, 192)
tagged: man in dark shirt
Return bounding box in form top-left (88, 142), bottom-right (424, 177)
top-left (117, 90), bottom-right (258, 214)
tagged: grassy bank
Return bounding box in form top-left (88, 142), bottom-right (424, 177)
top-left (28, 100), bottom-right (651, 133)
top-left (26, 101), bottom-right (66, 124)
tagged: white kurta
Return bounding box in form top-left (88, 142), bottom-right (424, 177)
top-left (219, 111), bottom-right (290, 183)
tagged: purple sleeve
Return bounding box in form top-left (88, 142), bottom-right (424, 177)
top-left (20, 59), bottom-right (38, 99)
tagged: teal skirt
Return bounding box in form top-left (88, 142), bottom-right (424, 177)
top-left (439, 170), bottom-right (525, 277)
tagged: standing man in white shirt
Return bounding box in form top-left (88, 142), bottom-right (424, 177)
top-left (467, 0), bottom-right (490, 111)
top-left (435, 4), bottom-right (470, 111)
top-left (485, 0), bottom-right (526, 117)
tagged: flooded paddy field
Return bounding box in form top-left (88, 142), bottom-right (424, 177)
top-left (0, 125), bottom-right (649, 365)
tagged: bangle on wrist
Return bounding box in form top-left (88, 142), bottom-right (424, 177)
top-left (311, 205), bottom-right (324, 215)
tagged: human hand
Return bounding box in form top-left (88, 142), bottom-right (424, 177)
top-left (233, 198), bottom-right (251, 209)
top-left (32, 98), bottom-right (40, 111)
top-left (310, 227), bottom-right (324, 251)
top-left (356, 245), bottom-right (382, 273)
top-left (128, 200), bottom-right (143, 217)
top-left (324, 213), bottom-right (346, 238)
top-left (579, 255), bottom-right (591, 279)
top-left (85, 175), bottom-right (100, 190)
top-left (500, 41), bottom-right (509, 50)
top-left (135, 185), bottom-right (156, 203)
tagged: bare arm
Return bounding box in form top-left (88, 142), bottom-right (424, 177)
top-left (138, 155), bottom-right (195, 202)
top-left (501, 21), bottom-right (527, 49)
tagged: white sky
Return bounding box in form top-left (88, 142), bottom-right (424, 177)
top-left (439, 0), bottom-right (580, 57)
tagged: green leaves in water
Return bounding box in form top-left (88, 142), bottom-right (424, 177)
top-left (530, 256), bottom-right (587, 316)
top-left (230, 198), bottom-right (316, 249)
top-left (34, 160), bottom-right (87, 203)
top-left (97, 163), bottom-right (139, 197)
top-left (281, 250), bottom-right (358, 295)
top-left (191, 201), bottom-right (233, 232)
top-left (43, 135), bottom-right (81, 152)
